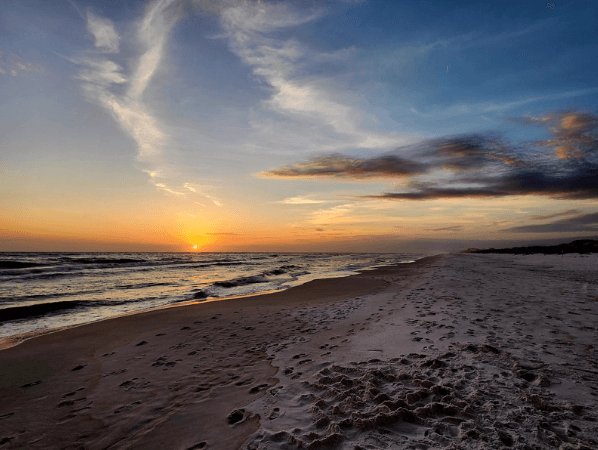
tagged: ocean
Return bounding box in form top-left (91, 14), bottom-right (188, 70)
top-left (0, 252), bottom-right (419, 340)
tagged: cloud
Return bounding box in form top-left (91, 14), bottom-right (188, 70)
top-left (261, 133), bottom-right (524, 179)
top-left (86, 12), bottom-right (120, 53)
top-left (502, 212), bottom-right (598, 233)
top-left (430, 135), bottom-right (526, 170)
top-left (73, 0), bottom-right (182, 197)
top-left (74, 58), bottom-right (127, 85)
top-left (74, 1), bottom-right (219, 206)
top-left (183, 183), bottom-right (223, 207)
top-left (482, 88), bottom-right (598, 113)
top-left (366, 162), bottom-right (598, 200)
top-left (422, 87), bottom-right (598, 119)
top-left (263, 109), bottom-right (598, 202)
top-left (508, 110), bottom-right (598, 160)
top-left (276, 196), bottom-right (330, 204)
top-left (311, 204), bottom-right (354, 225)
top-left (0, 52), bottom-right (43, 76)
top-left (529, 209), bottom-right (580, 220)
top-left (128, 0), bottom-right (179, 101)
top-left (154, 182), bottom-right (185, 196)
top-left (427, 225), bottom-right (463, 232)
top-left (260, 154), bottom-right (428, 179)
top-left (215, 0), bottom-right (406, 150)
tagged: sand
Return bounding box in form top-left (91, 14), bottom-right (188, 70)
top-left (1, 253), bottom-right (597, 449)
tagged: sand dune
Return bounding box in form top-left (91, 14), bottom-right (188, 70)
top-left (1, 253), bottom-right (597, 449)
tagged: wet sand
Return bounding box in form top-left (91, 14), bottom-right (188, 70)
top-left (1, 254), bottom-right (598, 449)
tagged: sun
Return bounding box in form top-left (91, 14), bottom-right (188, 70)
top-left (193, 245), bottom-right (198, 250)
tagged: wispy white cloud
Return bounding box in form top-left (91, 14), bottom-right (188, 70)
top-left (128, 0), bottom-right (178, 101)
top-left (154, 182), bottom-right (185, 196)
top-left (417, 87), bottom-right (598, 119)
top-left (183, 183), bottom-right (197, 193)
top-left (276, 195), bottom-right (330, 205)
top-left (218, 1), bottom-right (411, 151)
top-left (73, 0), bottom-right (199, 198)
top-left (0, 51), bottom-right (44, 76)
top-left (311, 203), bottom-right (355, 225)
top-left (184, 182), bottom-right (223, 207)
top-left (86, 12), bottom-right (120, 53)
top-left (481, 87), bottom-right (598, 112)
top-left (74, 58), bottom-right (127, 85)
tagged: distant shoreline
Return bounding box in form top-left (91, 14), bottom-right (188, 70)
top-left (463, 238), bottom-right (598, 255)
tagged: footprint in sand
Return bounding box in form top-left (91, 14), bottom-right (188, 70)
top-left (113, 401), bottom-right (141, 414)
top-left (235, 378), bottom-right (254, 387)
top-left (227, 409), bottom-right (246, 424)
top-left (249, 384), bottom-right (269, 394)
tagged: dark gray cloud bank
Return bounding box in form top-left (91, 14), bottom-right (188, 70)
top-left (502, 212), bottom-right (598, 233)
top-left (260, 110), bottom-right (598, 201)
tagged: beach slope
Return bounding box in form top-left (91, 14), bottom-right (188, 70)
top-left (1, 253), bottom-right (597, 449)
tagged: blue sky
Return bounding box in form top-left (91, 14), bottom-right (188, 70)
top-left (1, 0), bottom-right (597, 252)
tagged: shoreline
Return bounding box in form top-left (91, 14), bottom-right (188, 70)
top-left (0, 257), bottom-right (423, 351)
top-left (0, 256), bottom-right (439, 450)
top-left (1, 253), bottom-right (597, 449)
top-left (1, 256), bottom-right (435, 351)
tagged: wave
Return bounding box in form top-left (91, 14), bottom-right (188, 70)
top-left (0, 261), bottom-right (46, 269)
top-left (113, 281), bottom-right (173, 290)
top-left (0, 289), bottom-right (101, 304)
top-left (213, 275), bottom-right (269, 288)
top-left (2, 271), bottom-right (77, 281)
top-left (0, 299), bottom-right (129, 323)
top-left (263, 268), bottom-right (286, 276)
top-left (211, 264), bottom-right (303, 288)
top-left (290, 270), bottom-right (311, 277)
top-left (1, 256), bottom-right (265, 278)
top-left (191, 291), bottom-right (209, 300)
top-left (68, 257), bottom-right (143, 265)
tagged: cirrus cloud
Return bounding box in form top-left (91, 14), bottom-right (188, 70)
top-left (86, 12), bottom-right (120, 53)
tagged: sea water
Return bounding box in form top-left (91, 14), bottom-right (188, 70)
top-left (0, 252), bottom-right (419, 339)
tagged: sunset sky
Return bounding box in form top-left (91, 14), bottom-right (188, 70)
top-left (1, 0), bottom-right (597, 253)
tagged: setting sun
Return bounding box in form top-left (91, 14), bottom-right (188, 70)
top-left (193, 245), bottom-right (197, 250)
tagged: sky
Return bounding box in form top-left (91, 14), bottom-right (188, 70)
top-left (1, 0), bottom-right (597, 253)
